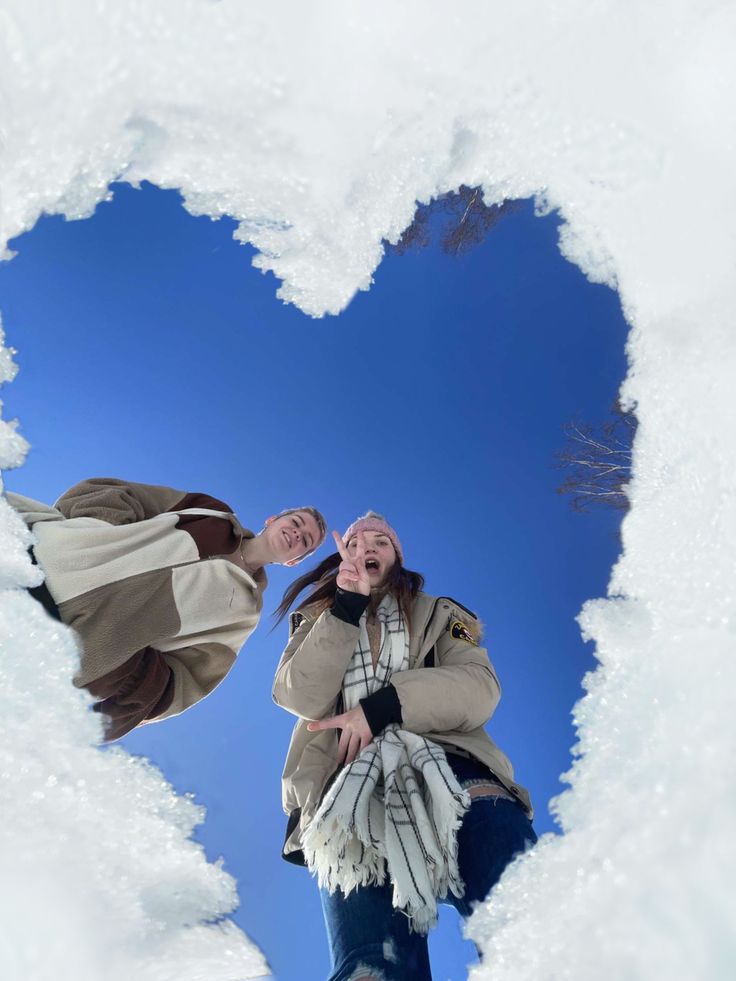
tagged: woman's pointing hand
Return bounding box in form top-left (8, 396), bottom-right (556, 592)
top-left (308, 705), bottom-right (373, 765)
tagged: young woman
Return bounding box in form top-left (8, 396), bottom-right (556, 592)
top-left (273, 512), bottom-right (536, 981)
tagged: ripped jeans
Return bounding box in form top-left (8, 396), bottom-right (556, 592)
top-left (318, 753), bottom-right (537, 981)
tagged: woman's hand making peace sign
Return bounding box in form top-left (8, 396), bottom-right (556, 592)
top-left (332, 529), bottom-right (371, 596)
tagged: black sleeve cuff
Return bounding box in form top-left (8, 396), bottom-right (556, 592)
top-left (360, 684), bottom-right (403, 736)
top-left (330, 588), bottom-right (370, 626)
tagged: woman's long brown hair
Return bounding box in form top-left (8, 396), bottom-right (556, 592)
top-left (274, 550), bottom-right (425, 628)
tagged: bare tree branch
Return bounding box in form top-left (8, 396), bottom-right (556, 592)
top-left (390, 185), bottom-right (517, 256)
top-left (555, 402), bottom-right (637, 512)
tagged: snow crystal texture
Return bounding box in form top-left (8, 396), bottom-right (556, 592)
top-left (1, 0), bottom-right (735, 978)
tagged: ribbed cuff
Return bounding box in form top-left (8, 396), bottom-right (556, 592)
top-left (331, 588), bottom-right (370, 626)
top-left (360, 684), bottom-right (403, 736)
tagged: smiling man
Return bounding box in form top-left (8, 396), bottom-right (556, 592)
top-left (9, 477), bottom-right (326, 740)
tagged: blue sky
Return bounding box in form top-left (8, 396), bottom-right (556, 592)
top-left (1, 182), bottom-right (627, 980)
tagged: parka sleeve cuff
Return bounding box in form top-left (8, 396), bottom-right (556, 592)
top-left (360, 684), bottom-right (403, 736)
top-left (330, 588), bottom-right (370, 626)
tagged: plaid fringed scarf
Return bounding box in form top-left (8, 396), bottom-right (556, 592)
top-left (302, 593), bottom-right (470, 934)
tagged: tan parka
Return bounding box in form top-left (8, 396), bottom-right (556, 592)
top-left (273, 591), bottom-right (532, 861)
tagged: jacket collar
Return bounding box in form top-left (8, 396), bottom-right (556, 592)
top-left (292, 590), bottom-right (459, 662)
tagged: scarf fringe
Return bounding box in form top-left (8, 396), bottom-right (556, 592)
top-left (386, 784), bottom-right (470, 933)
top-left (304, 744), bottom-right (471, 933)
top-left (302, 810), bottom-right (387, 897)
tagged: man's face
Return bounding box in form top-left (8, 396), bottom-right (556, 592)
top-left (265, 510), bottom-right (323, 565)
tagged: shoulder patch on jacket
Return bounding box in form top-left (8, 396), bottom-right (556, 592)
top-left (441, 596), bottom-right (478, 621)
top-left (449, 619), bottom-right (478, 646)
top-left (289, 611), bottom-right (306, 635)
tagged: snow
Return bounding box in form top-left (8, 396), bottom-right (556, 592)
top-left (1, 0), bottom-right (735, 978)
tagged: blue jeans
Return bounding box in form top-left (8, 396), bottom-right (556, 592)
top-left (319, 755), bottom-right (537, 981)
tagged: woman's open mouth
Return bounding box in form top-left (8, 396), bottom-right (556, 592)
top-left (365, 559), bottom-right (380, 574)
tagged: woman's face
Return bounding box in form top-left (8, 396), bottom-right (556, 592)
top-left (347, 530), bottom-right (397, 588)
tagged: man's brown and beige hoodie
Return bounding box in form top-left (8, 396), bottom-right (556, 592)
top-left (9, 477), bottom-right (266, 740)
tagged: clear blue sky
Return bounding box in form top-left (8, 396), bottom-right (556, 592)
top-left (1, 182), bottom-right (627, 980)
